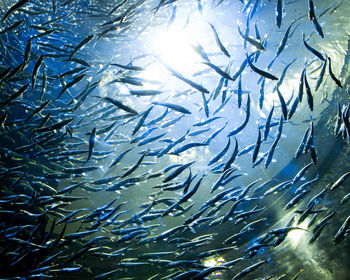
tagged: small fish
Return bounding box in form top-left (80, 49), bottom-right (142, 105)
top-left (333, 215), bottom-right (350, 244)
top-left (138, 132), bottom-right (167, 146)
top-left (111, 63), bottom-right (144, 71)
top-left (202, 61), bottom-right (233, 81)
top-left (96, 96), bottom-right (138, 115)
top-left (327, 56), bottom-right (343, 88)
top-left (246, 53), bottom-right (279, 81)
top-left (132, 106), bottom-right (153, 135)
top-left (208, 138), bottom-right (230, 166)
top-left (315, 60), bottom-right (327, 91)
top-left (288, 95), bottom-right (299, 120)
top-left (212, 77), bottom-right (225, 100)
top-left (29, 55), bottom-right (45, 95)
top-left (130, 90), bottom-right (162, 96)
top-left (164, 65), bottom-right (210, 94)
top-left (291, 162), bottom-right (314, 185)
top-left (173, 142), bottom-right (208, 155)
top-left (276, 0), bottom-right (283, 28)
top-left (227, 94), bottom-right (250, 136)
top-left (276, 87), bottom-right (288, 120)
top-left (202, 122), bottom-right (227, 145)
top-left (237, 74), bottom-right (243, 108)
top-left (302, 34), bottom-right (325, 61)
top-left (223, 138), bottom-right (239, 172)
top-left (0, 19), bottom-right (24, 34)
top-left (201, 92), bottom-right (209, 118)
top-left (86, 127), bottom-right (96, 162)
top-left (152, 102), bottom-right (191, 114)
top-left (295, 126), bottom-right (309, 158)
top-left (265, 134), bottom-right (280, 169)
top-left (192, 42), bottom-right (210, 62)
top-left (0, 84), bottom-right (29, 110)
top-left (2, 0), bottom-right (29, 22)
top-left (34, 117), bottom-right (74, 133)
top-left (303, 72), bottom-right (314, 112)
top-left (275, 58), bottom-right (296, 89)
top-left (163, 161), bottom-right (195, 183)
top-left (252, 128), bottom-right (261, 164)
top-left (330, 171), bottom-right (350, 190)
top-left (208, 23), bottom-right (230, 57)
top-left (193, 116), bottom-right (221, 127)
top-left (259, 78), bottom-right (265, 109)
top-left (264, 105), bottom-right (274, 140)
top-left (55, 74), bottom-right (86, 101)
top-left (232, 260), bottom-right (268, 280)
top-left (238, 26), bottom-right (265, 51)
top-left (65, 34), bottom-right (94, 64)
top-left (121, 152), bottom-right (148, 178)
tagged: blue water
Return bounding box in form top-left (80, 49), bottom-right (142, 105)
top-left (0, 0), bottom-right (349, 279)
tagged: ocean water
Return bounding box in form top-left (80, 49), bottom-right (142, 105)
top-left (0, 0), bottom-right (349, 279)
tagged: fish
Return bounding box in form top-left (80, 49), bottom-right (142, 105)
top-left (252, 128), bottom-right (261, 164)
top-left (238, 26), bottom-right (265, 51)
top-left (291, 162), bottom-right (314, 185)
top-left (191, 42), bottom-right (210, 62)
top-left (201, 92), bottom-right (209, 118)
top-left (132, 106), bottom-right (153, 135)
top-left (275, 58), bottom-right (296, 89)
top-left (121, 152), bottom-right (148, 178)
top-left (227, 94), bottom-right (250, 136)
top-left (259, 78), bottom-right (265, 109)
top-left (302, 34), bottom-right (325, 61)
top-left (232, 260), bottom-right (269, 280)
top-left (288, 94), bottom-right (299, 120)
top-left (130, 90), bottom-right (162, 96)
top-left (0, 84), bottom-right (29, 110)
top-left (330, 171), bottom-right (350, 190)
top-left (201, 61), bottom-right (233, 81)
top-left (162, 161), bottom-right (195, 183)
top-left (152, 102), bottom-right (191, 114)
top-left (246, 53), bottom-right (279, 81)
top-left (0, 19), bottom-right (24, 34)
top-left (55, 73), bottom-right (86, 101)
top-left (208, 22), bottom-right (230, 57)
top-left (276, 87), bottom-right (288, 120)
top-left (333, 215), bottom-right (350, 244)
top-left (208, 138), bottom-right (230, 166)
top-left (202, 122), bottom-right (227, 145)
top-left (223, 138), bottom-right (239, 172)
top-left (264, 104), bottom-right (274, 140)
top-left (295, 126), bottom-right (309, 158)
top-left (2, 0), bottom-right (30, 22)
top-left (172, 142), bottom-right (208, 155)
top-left (86, 127), bottom-right (96, 162)
top-left (327, 56), bottom-right (343, 88)
top-left (314, 60), bottom-right (327, 91)
top-left (276, 0), bottom-right (283, 28)
top-left (307, 0), bottom-right (324, 37)
top-left (65, 34), bottom-right (94, 64)
top-left (265, 134), bottom-right (280, 169)
top-left (163, 64), bottom-right (210, 94)
top-left (95, 96), bottom-right (138, 115)
top-left (269, 21), bottom-right (297, 69)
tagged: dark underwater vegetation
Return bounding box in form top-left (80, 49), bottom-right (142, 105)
top-left (0, 0), bottom-right (350, 279)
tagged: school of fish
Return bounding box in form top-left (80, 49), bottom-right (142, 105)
top-left (0, 0), bottom-right (349, 279)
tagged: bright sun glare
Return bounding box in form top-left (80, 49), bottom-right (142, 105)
top-left (153, 26), bottom-right (199, 71)
top-left (287, 219), bottom-right (309, 247)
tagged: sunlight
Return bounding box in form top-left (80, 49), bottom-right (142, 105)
top-left (287, 219), bottom-right (309, 247)
top-left (151, 26), bottom-right (201, 75)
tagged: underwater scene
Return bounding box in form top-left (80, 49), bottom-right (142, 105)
top-left (0, 0), bottom-right (350, 279)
